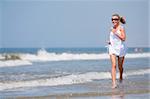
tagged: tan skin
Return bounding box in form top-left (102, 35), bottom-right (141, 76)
top-left (110, 16), bottom-right (126, 88)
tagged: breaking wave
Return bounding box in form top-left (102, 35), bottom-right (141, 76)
top-left (0, 49), bottom-right (149, 67)
top-left (21, 49), bottom-right (150, 62)
top-left (0, 60), bottom-right (32, 67)
top-left (0, 69), bottom-right (149, 91)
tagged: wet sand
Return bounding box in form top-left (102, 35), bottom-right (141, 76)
top-left (10, 75), bottom-right (150, 99)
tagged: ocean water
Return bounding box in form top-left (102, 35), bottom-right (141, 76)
top-left (0, 47), bottom-right (149, 98)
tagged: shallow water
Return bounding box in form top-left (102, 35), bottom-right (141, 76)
top-left (0, 48), bottom-right (149, 98)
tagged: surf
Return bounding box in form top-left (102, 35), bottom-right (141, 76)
top-left (0, 69), bottom-right (149, 91)
top-left (19, 49), bottom-right (150, 62)
top-left (0, 49), bottom-right (149, 67)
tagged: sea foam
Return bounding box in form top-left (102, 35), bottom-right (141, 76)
top-left (0, 60), bottom-right (32, 67)
top-left (0, 49), bottom-right (150, 67)
top-left (0, 69), bottom-right (149, 91)
top-left (20, 49), bottom-right (150, 62)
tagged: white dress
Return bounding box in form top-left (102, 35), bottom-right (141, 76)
top-left (109, 26), bottom-right (127, 57)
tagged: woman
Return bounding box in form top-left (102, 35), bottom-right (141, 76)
top-left (108, 13), bottom-right (126, 88)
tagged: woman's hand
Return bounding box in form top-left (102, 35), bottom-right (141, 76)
top-left (106, 41), bottom-right (111, 45)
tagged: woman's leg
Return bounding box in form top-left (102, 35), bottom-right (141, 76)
top-left (118, 56), bottom-right (125, 82)
top-left (110, 54), bottom-right (117, 88)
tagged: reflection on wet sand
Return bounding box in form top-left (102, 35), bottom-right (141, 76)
top-left (111, 87), bottom-right (125, 99)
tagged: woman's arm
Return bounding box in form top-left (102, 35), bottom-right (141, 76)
top-left (115, 27), bottom-right (126, 41)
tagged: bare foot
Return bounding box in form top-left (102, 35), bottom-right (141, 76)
top-left (112, 84), bottom-right (117, 89)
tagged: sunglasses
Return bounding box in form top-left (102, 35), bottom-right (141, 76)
top-left (111, 18), bottom-right (119, 21)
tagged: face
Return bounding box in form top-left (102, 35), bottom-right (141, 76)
top-left (112, 16), bottom-right (119, 26)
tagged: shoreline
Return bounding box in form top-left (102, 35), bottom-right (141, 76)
top-left (14, 89), bottom-right (150, 99)
top-left (7, 75), bottom-right (150, 99)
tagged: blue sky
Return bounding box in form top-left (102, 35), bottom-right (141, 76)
top-left (0, 0), bottom-right (149, 48)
